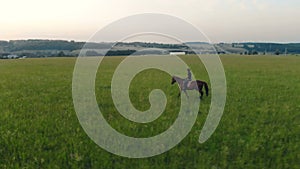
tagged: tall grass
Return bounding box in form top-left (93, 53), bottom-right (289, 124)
top-left (0, 55), bottom-right (299, 168)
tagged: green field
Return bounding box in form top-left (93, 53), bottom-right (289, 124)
top-left (0, 55), bottom-right (299, 168)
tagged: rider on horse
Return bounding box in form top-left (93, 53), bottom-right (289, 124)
top-left (183, 68), bottom-right (191, 90)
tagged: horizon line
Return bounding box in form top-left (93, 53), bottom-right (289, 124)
top-left (1, 38), bottom-right (300, 44)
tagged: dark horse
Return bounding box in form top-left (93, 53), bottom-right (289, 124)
top-left (171, 76), bottom-right (209, 99)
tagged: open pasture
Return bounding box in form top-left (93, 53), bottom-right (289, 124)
top-left (0, 55), bottom-right (299, 168)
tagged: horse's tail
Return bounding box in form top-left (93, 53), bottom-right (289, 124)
top-left (203, 82), bottom-right (209, 96)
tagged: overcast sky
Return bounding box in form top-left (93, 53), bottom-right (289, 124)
top-left (1, 0), bottom-right (299, 43)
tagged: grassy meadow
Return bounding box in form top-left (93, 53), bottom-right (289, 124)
top-left (0, 55), bottom-right (299, 168)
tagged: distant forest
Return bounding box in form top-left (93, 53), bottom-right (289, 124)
top-left (0, 39), bottom-right (299, 58)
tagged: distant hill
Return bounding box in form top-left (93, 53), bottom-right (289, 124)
top-left (216, 43), bottom-right (300, 55)
top-left (185, 42), bottom-right (210, 45)
top-left (0, 39), bottom-right (299, 58)
top-left (0, 40), bottom-right (191, 58)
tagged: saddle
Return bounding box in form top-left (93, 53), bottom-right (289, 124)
top-left (187, 81), bottom-right (192, 87)
top-left (183, 80), bottom-right (192, 89)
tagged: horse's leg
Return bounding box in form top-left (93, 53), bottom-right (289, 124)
top-left (178, 83), bottom-right (183, 97)
top-left (183, 90), bottom-right (189, 98)
top-left (198, 84), bottom-right (203, 99)
top-left (199, 90), bottom-right (204, 99)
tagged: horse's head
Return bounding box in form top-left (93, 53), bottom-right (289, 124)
top-left (171, 76), bottom-right (176, 85)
